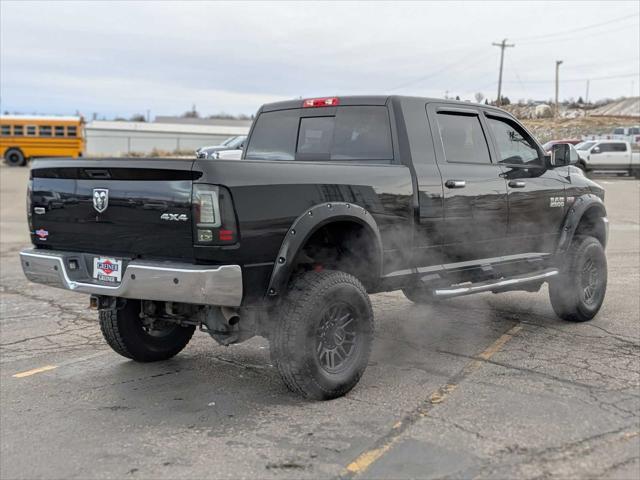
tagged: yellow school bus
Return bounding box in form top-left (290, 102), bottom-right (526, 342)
top-left (0, 115), bottom-right (85, 166)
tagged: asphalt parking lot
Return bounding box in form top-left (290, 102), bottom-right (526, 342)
top-left (1, 164), bottom-right (639, 480)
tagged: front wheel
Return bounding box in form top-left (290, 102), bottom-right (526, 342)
top-left (4, 148), bottom-right (26, 167)
top-left (270, 270), bottom-right (374, 400)
top-left (549, 235), bottom-right (607, 322)
top-left (99, 300), bottom-right (195, 362)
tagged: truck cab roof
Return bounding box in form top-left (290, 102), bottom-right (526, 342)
top-left (260, 95), bottom-right (507, 115)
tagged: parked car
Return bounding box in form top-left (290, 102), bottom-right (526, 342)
top-left (20, 96), bottom-right (609, 400)
top-left (575, 140), bottom-right (640, 177)
top-left (542, 139), bottom-right (582, 154)
top-left (196, 135), bottom-right (246, 158)
top-left (582, 126), bottom-right (640, 146)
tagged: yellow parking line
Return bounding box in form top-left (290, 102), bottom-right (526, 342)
top-left (343, 323), bottom-right (523, 477)
top-left (12, 365), bottom-right (57, 378)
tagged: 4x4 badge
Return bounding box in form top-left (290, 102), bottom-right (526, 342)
top-left (93, 188), bottom-right (109, 213)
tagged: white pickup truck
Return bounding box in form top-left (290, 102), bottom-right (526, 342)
top-left (575, 140), bottom-right (640, 178)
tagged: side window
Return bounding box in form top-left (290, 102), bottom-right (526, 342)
top-left (26, 125), bottom-right (36, 136)
top-left (13, 125), bottom-right (23, 136)
top-left (67, 126), bottom-right (77, 137)
top-left (0, 125), bottom-right (10, 136)
top-left (54, 126), bottom-right (65, 137)
top-left (612, 143), bottom-right (627, 152)
top-left (245, 110), bottom-right (298, 160)
top-left (436, 112), bottom-right (491, 164)
top-left (40, 126), bottom-right (52, 137)
top-left (598, 143), bottom-right (614, 152)
top-left (487, 116), bottom-right (541, 166)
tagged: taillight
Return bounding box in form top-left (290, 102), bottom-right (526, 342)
top-left (26, 179), bottom-right (33, 231)
top-left (302, 97), bottom-right (340, 108)
top-left (192, 184), bottom-right (238, 245)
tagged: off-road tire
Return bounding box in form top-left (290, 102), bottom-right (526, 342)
top-left (4, 148), bottom-right (26, 167)
top-left (270, 270), bottom-right (374, 400)
top-left (99, 300), bottom-right (195, 362)
top-left (549, 235), bottom-right (607, 322)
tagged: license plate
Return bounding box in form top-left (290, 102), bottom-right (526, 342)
top-left (93, 257), bottom-right (122, 283)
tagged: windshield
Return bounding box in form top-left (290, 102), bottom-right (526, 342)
top-left (576, 141), bottom-right (595, 151)
top-left (221, 136), bottom-right (238, 146)
top-left (226, 136), bottom-right (246, 148)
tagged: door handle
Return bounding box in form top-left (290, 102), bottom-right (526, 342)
top-left (508, 180), bottom-right (526, 188)
top-left (445, 180), bottom-right (466, 189)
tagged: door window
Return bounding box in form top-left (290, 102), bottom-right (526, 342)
top-left (436, 113), bottom-right (491, 164)
top-left (487, 116), bottom-right (541, 166)
top-left (605, 143), bottom-right (627, 152)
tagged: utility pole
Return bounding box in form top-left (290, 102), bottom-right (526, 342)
top-left (555, 60), bottom-right (563, 118)
top-left (492, 39), bottom-right (515, 106)
top-left (585, 80), bottom-right (590, 104)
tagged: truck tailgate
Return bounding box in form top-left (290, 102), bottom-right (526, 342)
top-left (29, 158), bottom-right (198, 260)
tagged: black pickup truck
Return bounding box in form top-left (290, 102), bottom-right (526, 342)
top-left (21, 96), bottom-right (609, 400)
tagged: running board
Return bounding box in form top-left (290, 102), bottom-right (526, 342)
top-left (433, 268), bottom-right (559, 298)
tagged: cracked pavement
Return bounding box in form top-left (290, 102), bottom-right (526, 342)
top-left (1, 166), bottom-right (638, 479)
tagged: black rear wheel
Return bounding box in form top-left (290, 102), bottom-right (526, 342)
top-left (270, 270), bottom-right (373, 400)
top-left (4, 148), bottom-right (26, 167)
top-left (549, 235), bottom-right (607, 322)
top-left (99, 300), bottom-right (195, 362)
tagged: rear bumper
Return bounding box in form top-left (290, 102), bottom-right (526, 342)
top-left (19, 248), bottom-right (243, 307)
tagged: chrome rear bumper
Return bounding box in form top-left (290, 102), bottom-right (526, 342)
top-left (19, 248), bottom-right (242, 307)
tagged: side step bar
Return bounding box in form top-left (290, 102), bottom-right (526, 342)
top-left (433, 268), bottom-right (558, 298)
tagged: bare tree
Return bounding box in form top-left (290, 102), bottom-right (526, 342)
top-left (474, 92), bottom-right (485, 104)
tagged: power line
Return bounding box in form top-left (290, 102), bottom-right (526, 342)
top-left (516, 20), bottom-right (639, 46)
top-left (502, 72), bottom-right (639, 84)
top-left (513, 12), bottom-right (639, 43)
top-left (388, 48), bottom-right (486, 91)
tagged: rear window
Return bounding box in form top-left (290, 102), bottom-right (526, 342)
top-left (245, 106), bottom-right (393, 161)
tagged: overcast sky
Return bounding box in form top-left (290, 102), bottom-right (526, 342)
top-left (1, 1), bottom-right (639, 118)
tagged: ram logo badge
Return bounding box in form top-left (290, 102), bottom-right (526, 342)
top-left (549, 196), bottom-right (565, 208)
top-left (161, 213), bottom-right (188, 221)
top-left (93, 188), bottom-right (109, 213)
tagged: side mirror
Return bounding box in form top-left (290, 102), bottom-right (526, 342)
top-left (592, 146), bottom-right (601, 154)
top-left (550, 143), bottom-right (578, 167)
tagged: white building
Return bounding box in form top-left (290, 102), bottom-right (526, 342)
top-left (85, 120), bottom-right (249, 156)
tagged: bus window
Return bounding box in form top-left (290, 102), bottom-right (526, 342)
top-left (1, 125), bottom-right (10, 136)
top-left (26, 126), bottom-right (36, 136)
top-left (40, 126), bottom-right (52, 136)
top-left (55, 126), bottom-right (65, 137)
top-left (13, 125), bottom-right (23, 136)
top-left (67, 126), bottom-right (77, 137)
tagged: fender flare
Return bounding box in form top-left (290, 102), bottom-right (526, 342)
top-left (265, 202), bottom-right (384, 298)
top-left (556, 194), bottom-right (608, 253)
